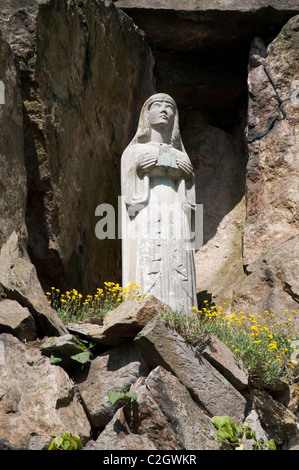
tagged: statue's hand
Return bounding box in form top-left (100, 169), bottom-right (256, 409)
top-left (176, 159), bottom-right (193, 179)
top-left (137, 154), bottom-right (158, 175)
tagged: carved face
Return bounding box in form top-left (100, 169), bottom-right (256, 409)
top-left (148, 98), bottom-right (175, 132)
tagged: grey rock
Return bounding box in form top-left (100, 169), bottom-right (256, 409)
top-left (41, 334), bottom-right (85, 358)
top-left (0, 299), bottom-right (38, 342)
top-left (135, 315), bottom-right (247, 424)
top-left (252, 389), bottom-right (298, 446)
top-left (201, 334), bottom-right (248, 391)
top-left (0, 333), bottom-right (91, 449)
top-left (68, 296), bottom-right (171, 346)
top-left (76, 342), bottom-right (149, 429)
top-left (0, 232), bottom-right (67, 337)
top-left (85, 406), bottom-right (157, 450)
top-left (244, 16), bottom-right (299, 266)
top-left (142, 366), bottom-right (221, 450)
top-left (0, 29), bottom-right (27, 249)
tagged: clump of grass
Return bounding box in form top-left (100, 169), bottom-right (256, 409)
top-left (46, 281), bottom-right (150, 324)
top-left (161, 303), bottom-right (299, 385)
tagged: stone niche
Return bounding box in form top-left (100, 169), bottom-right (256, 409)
top-left (116, 0), bottom-right (299, 310)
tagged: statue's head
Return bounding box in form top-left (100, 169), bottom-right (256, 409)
top-left (130, 93), bottom-right (185, 152)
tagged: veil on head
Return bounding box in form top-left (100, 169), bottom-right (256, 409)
top-left (128, 93), bottom-right (186, 153)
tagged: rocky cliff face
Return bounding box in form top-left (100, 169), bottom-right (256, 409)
top-left (0, 0), bottom-right (155, 295)
top-left (1, 296), bottom-right (299, 450)
top-left (0, 0), bottom-right (298, 318)
top-left (0, 0), bottom-right (298, 452)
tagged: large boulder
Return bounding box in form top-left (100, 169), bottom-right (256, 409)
top-left (0, 333), bottom-right (91, 450)
top-left (0, 299), bottom-right (38, 342)
top-left (86, 366), bottom-right (221, 450)
top-left (201, 333), bottom-right (248, 391)
top-left (75, 342), bottom-right (149, 429)
top-left (68, 296), bottom-right (171, 346)
top-left (134, 315), bottom-right (247, 424)
top-left (0, 232), bottom-right (67, 337)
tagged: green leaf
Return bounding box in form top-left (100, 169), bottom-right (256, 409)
top-left (108, 391), bottom-right (125, 406)
top-left (54, 436), bottom-right (63, 448)
top-left (212, 416), bottom-right (238, 443)
top-left (71, 351), bottom-right (90, 364)
top-left (71, 435), bottom-right (83, 450)
top-left (44, 432), bottom-right (83, 450)
top-left (50, 352), bottom-right (63, 365)
top-left (125, 391), bottom-right (137, 402)
top-left (266, 439), bottom-right (277, 450)
top-left (63, 441), bottom-right (70, 450)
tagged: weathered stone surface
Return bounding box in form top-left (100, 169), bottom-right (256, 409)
top-left (135, 315), bottom-right (247, 424)
top-left (68, 296), bottom-right (171, 346)
top-left (243, 409), bottom-right (270, 451)
top-left (252, 389), bottom-right (298, 446)
top-left (183, 111), bottom-right (247, 307)
top-left (201, 334), bottom-right (248, 390)
top-left (76, 342), bottom-right (149, 429)
top-left (0, 333), bottom-right (91, 450)
top-left (41, 334), bottom-right (85, 358)
top-left (117, 1), bottom-right (299, 52)
top-left (0, 232), bottom-right (67, 337)
top-left (0, 0), bottom-right (155, 294)
top-left (0, 30), bottom-right (27, 249)
top-left (244, 16), bottom-right (299, 267)
top-left (117, 0), bottom-right (299, 10)
top-left (140, 366), bottom-right (221, 450)
top-left (232, 235), bottom-right (299, 319)
top-left (288, 384), bottom-right (299, 417)
top-left (0, 299), bottom-right (38, 342)
top-left (85, 406), bottom-right (157, 450)
top-left (87, 366), bottom-right (221, 450)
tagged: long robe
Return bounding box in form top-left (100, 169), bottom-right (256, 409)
top-left (121, 140), bottom-right (197, 314)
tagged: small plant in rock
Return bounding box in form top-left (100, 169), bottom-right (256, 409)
top-left (211, 415), bottom-right (276, 450)
top-left (108, 390), bottom-right (137, 406)
top-left (44, 432), bottom-right (83, 450)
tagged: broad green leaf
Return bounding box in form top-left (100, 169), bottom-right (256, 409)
top-left (54, 436), bottom-right (63, 448)
top-left (125, 391), bottom-right (137, 402)
top-left (71, 351), bottom-right (90, 364)
top-left (62, 441), bottom-right (70, 450)
top-left (50, 353), bottom-right (63, 365)
top-left (108, 391), bottom-right (125, 406)
top-left (212, 416), bottom-right (238, 442)
top-left (212, 416), bottom-right (231, 429)
top-left (266, 439), bottom-right (277, 450)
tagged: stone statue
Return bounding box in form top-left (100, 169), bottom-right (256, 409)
top-left (121, 93), bottom-right (197, 313)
